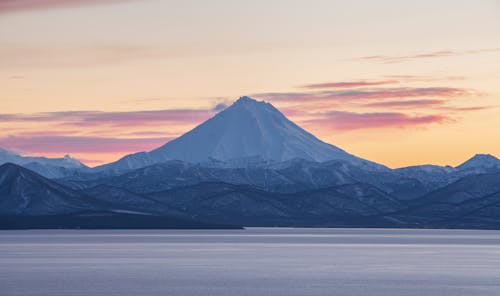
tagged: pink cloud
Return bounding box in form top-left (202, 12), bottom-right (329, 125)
top-left (0, 105), bottom-right (225, 163)
top-left (0, 135), bottom-right (169, 154)
top-left (124, 131), bottom-right (174, 137)
top-left (0, 109), bottom-right (213, 127)
top-left (254, 87), bottom-right (470, 103)
top-left (302, 80), bottom-right (398, 89)
top-left (301, 111), bottom-right (449, 131)
top-left (362, 99), bottom-right (445, 108)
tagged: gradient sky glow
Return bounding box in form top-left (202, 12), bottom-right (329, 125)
top-left (1, 0), bottom-right (499, 167)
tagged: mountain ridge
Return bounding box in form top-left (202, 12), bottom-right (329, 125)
top-left (3, 162), bottom-right (500, 229)
top-left (0, 148), bottom-right (87, 178)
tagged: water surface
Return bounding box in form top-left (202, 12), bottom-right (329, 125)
top-left (1, 228), bottom-right (500, 296)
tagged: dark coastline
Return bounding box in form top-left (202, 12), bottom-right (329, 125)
top-left (0, 212), bottom-right (242, 230)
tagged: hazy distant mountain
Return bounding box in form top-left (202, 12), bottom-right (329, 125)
top-left (0, 148), bottom-right (86, 178)
top-left (98, 96), bottom-right (385, 172)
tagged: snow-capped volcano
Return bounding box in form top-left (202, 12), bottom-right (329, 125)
top-left (99, 96), bottom-right (385, 171)
top-left (153, 97), bottom-right (367, 163)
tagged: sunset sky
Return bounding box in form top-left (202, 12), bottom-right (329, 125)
top-left (1, 0), bottom-right (499, 168)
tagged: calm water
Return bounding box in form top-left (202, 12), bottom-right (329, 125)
top-left (1, 228), bottom-right (500, 296)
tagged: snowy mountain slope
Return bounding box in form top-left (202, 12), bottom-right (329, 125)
top-left (0, 148), bottom-right (87, 178)
top-left (395, 172), bottom-right (500, 228)
top-left (63, 158), bottom-right (407, 195)
top-left (390, 154), bottom-right (500, 195)
top-left (98, 96), bottom-right (386, 172)
top-left (456, 154), bottom-right (500, 173)
top-left (0, 163), bottom-right (405, 227)
top-left (0, 163), bottom-right (97, 215)
top-left (410, 172), bottom-right (500, 206)
top-left (0, 162), bottom-right (191, 217)
top-left (60, 157), bottom-right (436, 204)
top-left (0, 163), bottom-right (236, 229)
top-left (146, 181), bottom-right (404, 226)
top-left (4, 161), bottom-right (500, 229)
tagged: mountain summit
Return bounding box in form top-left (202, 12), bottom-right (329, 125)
top-left (456, 154), bottom-right (500, 171)
top-left (100, 96), bottom-right (383, 171)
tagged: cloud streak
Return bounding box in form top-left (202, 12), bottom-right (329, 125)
top-left (0, 0), bottom-right (136, 14)
top-left (302, 80), bottom-right (398, 89)
top-left (0, 106), bottom-right (222, 164)
top-left (355, 48), bottom-right (500, 64)
top-left (0, 135), bottom-right (169, 154)
top-left (301, 111), bottom-right (449, 131)
top-left (0, 109), bottom-right (213, 127)
top-left (362, 99), bottom-right (446, 108)
top-left (254, 87), bottom-right (470, 103)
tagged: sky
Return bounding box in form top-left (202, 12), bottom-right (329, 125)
top-left (1, 0), bottom-right (499, 168)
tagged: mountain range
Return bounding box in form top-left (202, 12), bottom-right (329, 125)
top-left (1, 96), bottom-right (499, 229)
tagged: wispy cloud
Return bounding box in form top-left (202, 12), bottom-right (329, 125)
top-left (253, 83), bottom-right (487, 132)
top-left (0, 105), bottom-right (226, 165)
top-left (124, 131), bottom-right (173, 137)
top-left (302, 80), bottom-right (398, 89)
top-left (0, 108), bottom-right (214, 127)
top-left (254, 87), bottom-right (470, 103)
top-left (0, 135), bottom-right (168, 154)
top-left (301, 111), bottom-right (449, 131)
top-left (437, 105), bottom-right (494, 112)
top-left (354, 48), bottom-right (500, 64)
top-left (0, 0), bottom-right (136, 14)
top-left (263, 78), bottom-right (487, 132)
top-left (384, 75), bottom-right (467, 82)
top-left (362, 99), bottom-right (446, 109)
